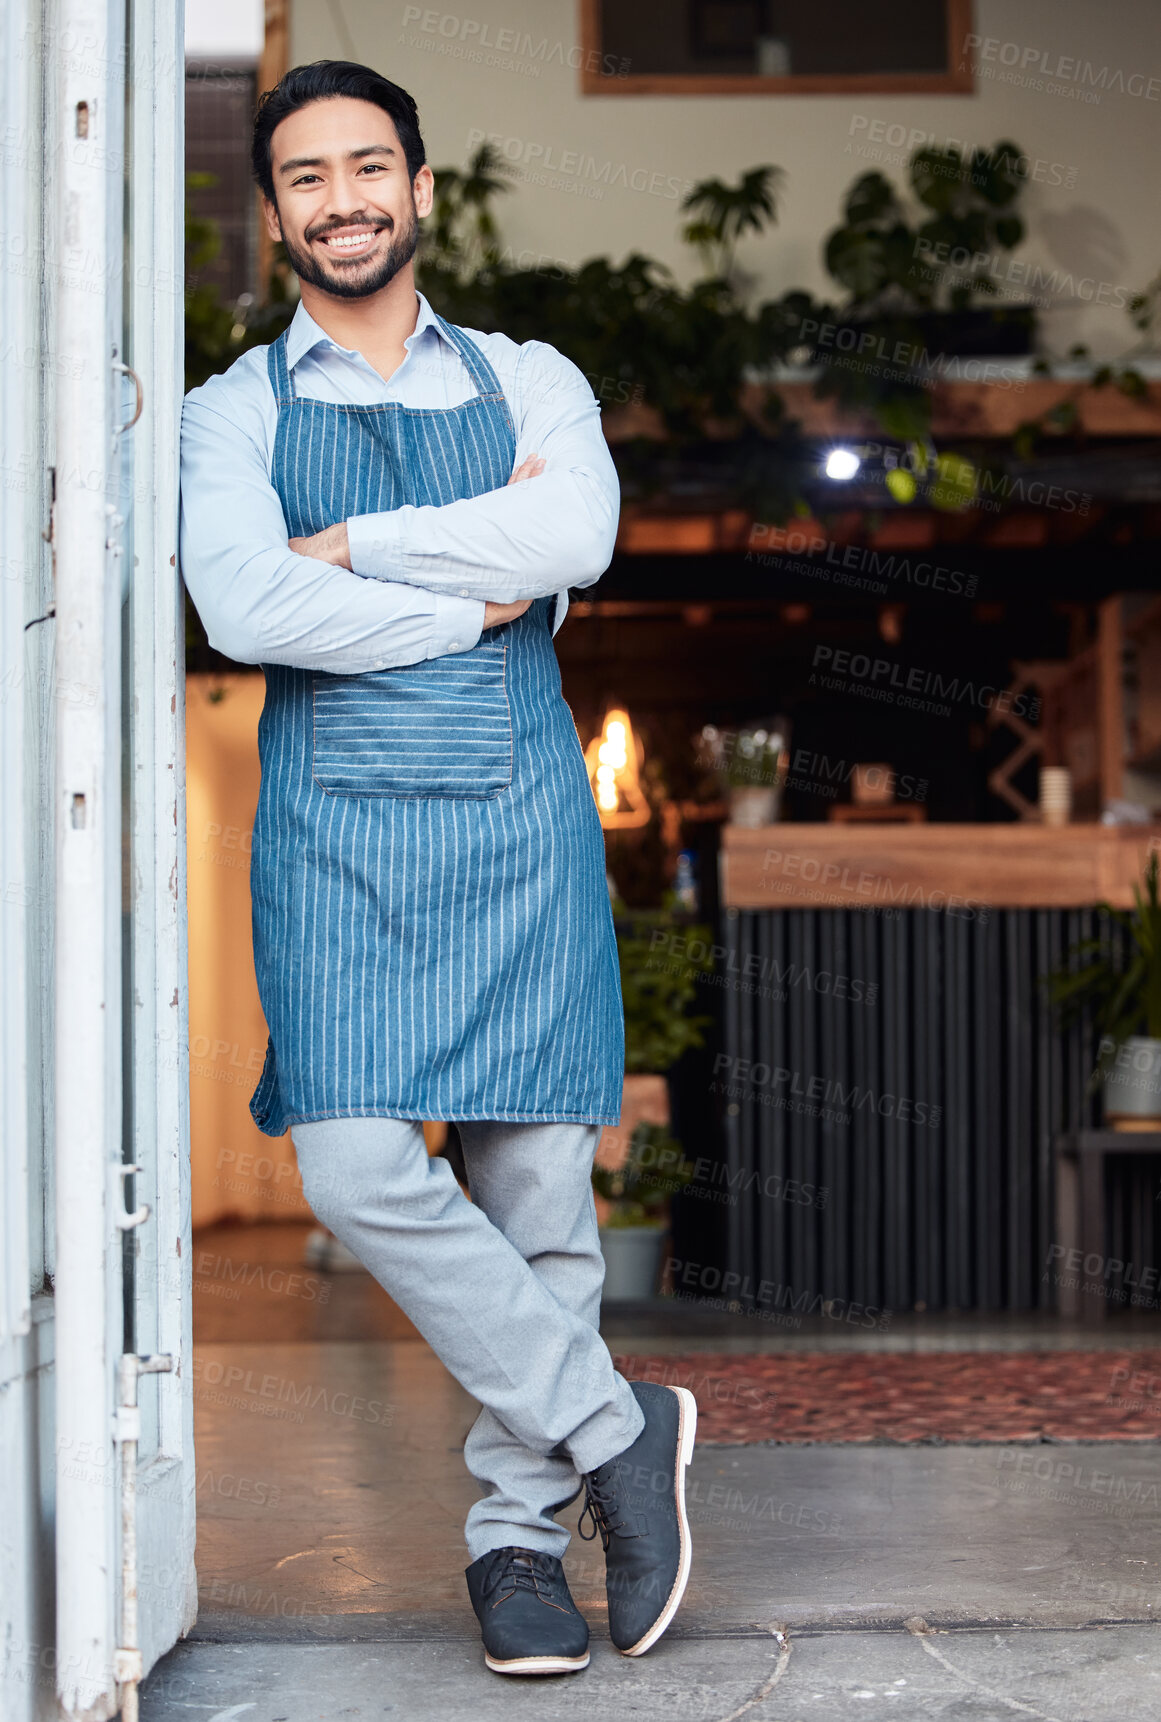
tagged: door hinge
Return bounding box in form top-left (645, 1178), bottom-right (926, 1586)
top-left (113, 1647), bottom-right (142, 1684)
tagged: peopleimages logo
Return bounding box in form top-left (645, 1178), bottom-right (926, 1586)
top-left (464, 128), bottom-right (692, 200)
top-left (666, 1256), bottom-right (891, 1330)
top-left (811, 645), bottom-right (1041, 720)
top-left (961, 32), bottom-right (1161, 102)
top-left (912, 238), bottom-right (1129, 311)
top-left (712, 1053), bottom-right (942, 1128)
top-left (844, 119), bottom-right (1077, 188)
top-left (759, 846), bottom-right (989, 922)
top-left (400, 7), bottom-right (631, 76)
top-left (786, 750), bottom-right (928, 804)
top-left (647, 927), bottom-right (879, 1003)
top-left (747, 523), bottom-right (978, 597)
top-left (799, 317), bottom-right (1026, 387)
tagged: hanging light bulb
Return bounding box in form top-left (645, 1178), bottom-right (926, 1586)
top-left (584, 706), bottom-right (651, 829)
top-left (824, 447), bottom-right (861, 480)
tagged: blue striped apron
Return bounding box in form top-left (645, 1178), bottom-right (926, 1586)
top-left (248, 315), bottom-right (624, 1135)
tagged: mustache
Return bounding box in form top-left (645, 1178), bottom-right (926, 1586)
top-left (307, 217), bottom-right (393, 241)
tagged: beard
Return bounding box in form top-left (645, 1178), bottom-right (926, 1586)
top-left (279, 198), bottom-right (420, 301)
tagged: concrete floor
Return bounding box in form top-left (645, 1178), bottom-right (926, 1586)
top-left (142, 1625), bottom-right (1161, 1722)
top-left (138, 1225), bottom-right (1161, 1720)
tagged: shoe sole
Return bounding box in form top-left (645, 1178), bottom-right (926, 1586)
top-left (620, 1384), bottom-right (698, 1657)
top-left (484, 1651), bottom-right (590, 1676)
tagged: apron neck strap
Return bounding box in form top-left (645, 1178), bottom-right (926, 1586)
top-left (430, 312), bottom-right (506, 401)
top-left (267, 329), bottom-right (296, 406)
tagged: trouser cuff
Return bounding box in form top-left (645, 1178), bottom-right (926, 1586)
top-left (567, 1377), bottom-right (646, 1477)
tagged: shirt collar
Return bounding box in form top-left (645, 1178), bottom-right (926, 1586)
top-left (284, 290), bottom-right (446, 372)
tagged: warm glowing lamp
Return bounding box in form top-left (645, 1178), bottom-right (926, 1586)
top-left (584, 706), bottom-right (651, 829)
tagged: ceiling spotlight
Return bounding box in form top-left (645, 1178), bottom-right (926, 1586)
top-left (824, 447), bottom-right (861, 481)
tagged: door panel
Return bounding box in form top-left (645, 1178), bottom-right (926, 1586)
top-left (121, 0), bottom-right (197, 1677)
top-left (52, 0), bottom-right (193, 1714)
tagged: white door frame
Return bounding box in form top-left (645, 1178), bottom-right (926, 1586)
top-left (52, 0), bottom-right (193, 1715)
top-left (122, 0), bottom-right (198, 1683)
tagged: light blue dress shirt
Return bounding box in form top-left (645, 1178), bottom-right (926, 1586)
top-left (179, 291), bottom-right (620, 674)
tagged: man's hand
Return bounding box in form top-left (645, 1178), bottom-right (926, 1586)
top-left (508, 453), bottom-right (546, 486)
top-left (481, 454), bottom-right (545, 628)
top-left (483, 599), bottom-right (533, 628)
top-left (288, 521), bottom-right (351, 568)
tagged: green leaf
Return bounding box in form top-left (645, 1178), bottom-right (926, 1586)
top-left (1044, 854), bottom-right (1161, 1065)
top-left (1046, 400), bottom-right (1078, 431)
top-left (929, 451), bottom-right (979, 511)
top-left (824, 229), bottom-right (888, 297)
top-left (1117, 368), bottom-right (1148, 398)
top-left (617, 900), bottom-right (715, 1073)
top-left (910, 148), bottom-right (963, 214)
top-left (843, 171), bottom-right (897, 226)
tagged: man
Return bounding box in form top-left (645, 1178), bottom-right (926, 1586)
top-left (179, 60), bottom-right (696, 1676)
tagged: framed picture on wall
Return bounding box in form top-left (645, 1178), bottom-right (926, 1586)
top-left (580, 0), bottom-right (974, 94)
top-left (691, 0), bottom-right (767, 58)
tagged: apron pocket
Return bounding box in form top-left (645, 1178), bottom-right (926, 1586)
top-left (311, 637), bottom-right (513, 798)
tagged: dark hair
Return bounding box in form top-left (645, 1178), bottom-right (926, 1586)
top-left (251, 60), bottom-right (426, 203)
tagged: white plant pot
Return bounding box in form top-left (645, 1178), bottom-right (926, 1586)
top-left (599, 1225), bottom-right (667, 1300)
top-left (1103, 1035), bottom-right (1161, 1126)
top-left (728, 785), bottom-right (779, 828)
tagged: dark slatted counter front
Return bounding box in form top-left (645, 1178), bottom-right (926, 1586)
top-left (700, 825), bottom-right (1161, 1318)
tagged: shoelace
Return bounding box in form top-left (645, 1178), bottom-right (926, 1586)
top-left (483, 1547), bottom-right (561, 1605)
top-left (577, 1467), bottom-right (642, 1551)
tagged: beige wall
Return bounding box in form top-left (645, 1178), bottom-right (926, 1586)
top-left (186, 672), bottom-right (311, 1226)
top-left (290, 0), bottom-right (1161, 358)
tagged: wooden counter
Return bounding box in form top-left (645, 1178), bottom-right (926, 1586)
top-left (720, 822), bottom-right (1161, 911)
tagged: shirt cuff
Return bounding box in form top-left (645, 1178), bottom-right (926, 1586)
top-left (346, 511), bottom-right (402, 579)
top-left (429, 592), bottom-right (485, 658)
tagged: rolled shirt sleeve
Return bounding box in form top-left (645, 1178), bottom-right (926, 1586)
top-left (179, 388), bottom-right (485, 674)
top-left (344, 339), bottom-right (620, 603)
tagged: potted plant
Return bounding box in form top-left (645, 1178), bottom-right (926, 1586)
top-left (592, 1124), bottom-right (695, 1300)
top-left (594, 898), bottom-right (713, 1290)
top-left (1047, 852), bottom-right (1161, 1126)
top-left (804, 144), bottom-right (1032, 442)
top-left (699, 719), bottom-right (790, 826)
top-left (615, 895), bottom-right (714, 1120)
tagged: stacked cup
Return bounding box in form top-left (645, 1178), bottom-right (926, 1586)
top-left (1039, 766), bottom-right (1072, 827)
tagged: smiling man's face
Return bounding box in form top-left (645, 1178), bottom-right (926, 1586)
top-left (262, 95), bottom-right (434, 301)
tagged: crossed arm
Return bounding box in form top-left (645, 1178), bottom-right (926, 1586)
top-left (178, 345), bottom-right (619, 676)
top-left (292, 453), bottom-right (549, 633)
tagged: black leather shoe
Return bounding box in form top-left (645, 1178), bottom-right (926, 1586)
top-left (465, 1546), bottom-right (590, 1675)
top-left (578, 1380), bottom-right (697, 1655)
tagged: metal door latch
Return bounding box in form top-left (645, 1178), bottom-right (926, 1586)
top-left (114, 1163), bottom-right (151, 1230)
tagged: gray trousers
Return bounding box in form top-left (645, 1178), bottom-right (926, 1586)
top-left (290, 1116), bottom-right (645, 1559)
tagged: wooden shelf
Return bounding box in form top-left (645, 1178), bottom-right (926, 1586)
top-left (827, 804), bottom-right (927, 823)
top-left (603, 381), bottom-right (1161, 444)
top-left (721, 822), bottom-right (1161, 910)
